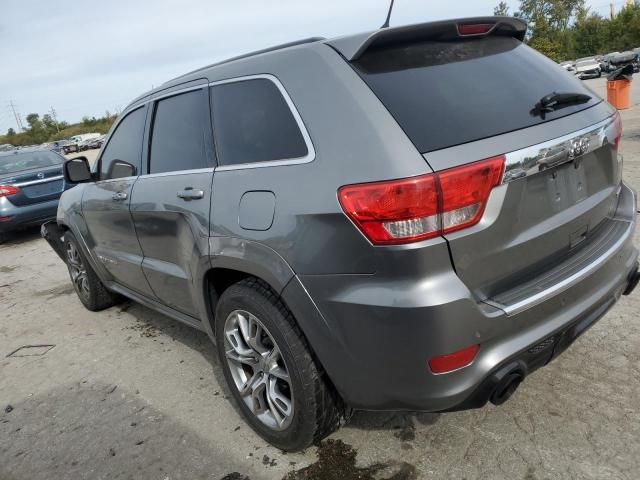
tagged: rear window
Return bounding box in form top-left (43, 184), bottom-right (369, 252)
top-left (210, 78), bottom-right (308, 166)
top-left (0, 151), bottom-right (63, 175)
top-left (353, 36), bottom-right (600, 153)
top-left (149, 89), bottom-right (211, 174)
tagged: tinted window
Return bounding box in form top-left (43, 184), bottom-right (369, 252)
top-left (149, 89), bottom-right (211, 174)
top-left (100, 107), bottom-right (146, 180)
top-left (354, 37), bottom-right (600, 153)
top-left (211, 78), bottom-right (308, 166)
top-left (0, 151), bottom-right (63, 175)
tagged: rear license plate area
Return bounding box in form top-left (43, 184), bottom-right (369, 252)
top-left (24, 181), bottom-right (63, 197)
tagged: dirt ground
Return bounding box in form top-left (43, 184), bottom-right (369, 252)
top-left (1, 80), bottom-right (640, 480)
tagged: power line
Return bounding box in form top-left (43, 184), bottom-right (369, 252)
top-left (7, 100), bottom-right (24, 131)
top-left (49, 106), bottom-right (60, 133)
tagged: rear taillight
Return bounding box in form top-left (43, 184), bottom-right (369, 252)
top-left (338, 156), bottom-right (504, 245)
top-left (0, 185), bottom-right (19, 198)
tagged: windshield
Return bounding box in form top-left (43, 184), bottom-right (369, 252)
top-left (353, 36), bottom-right (600, 153)
top-left (0, 151), bottom-right (63, 175)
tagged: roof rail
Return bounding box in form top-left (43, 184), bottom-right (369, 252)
top-left (164, 37), bottom-right (326, 85)
top-left (328, 16), bottom-right (527, 61)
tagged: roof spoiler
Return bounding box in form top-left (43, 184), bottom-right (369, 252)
top-left (328, 16), bottom-right (527, 61)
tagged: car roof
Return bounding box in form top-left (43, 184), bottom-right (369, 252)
top-left (125, 16), bottom-right (526, 111)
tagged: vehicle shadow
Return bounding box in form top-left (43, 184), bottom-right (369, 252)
top-left (347, 410), bottom-right (440, 433)
top-left (111, 299), bottom-right (442, 439)
top-left (1, 226), bottom-right (43, 247)
top-left (0, 381), bottom-right (255, 480)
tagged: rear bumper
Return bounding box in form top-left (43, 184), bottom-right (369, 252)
top-left (0, 198), bottom-right (59, 233)
top-left (286, 183), bottom-right (638, 411)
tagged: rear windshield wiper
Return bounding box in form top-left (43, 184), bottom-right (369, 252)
top-left (531, 92), bottom-right (592, 119)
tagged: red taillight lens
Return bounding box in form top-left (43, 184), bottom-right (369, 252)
top-left (428, 344), bottom-right (479, 374)
top-left (0, 185), bottom-right (19, 198)
top-left (457, 23), bottom-right (494, 36)
top-left (439, 157), bottom-right (504, 234)
top-left (338, 174), bottom-right (439, 245)
top-left (338, 156), bottom-right (504, 245)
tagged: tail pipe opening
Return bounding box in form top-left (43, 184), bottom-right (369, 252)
top-left (489, 371), bottom-right (524, 406)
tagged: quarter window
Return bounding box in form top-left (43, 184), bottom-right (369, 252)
top-left (149, 89), bottom-right (211, 174)
top-left (100, 107), bottom-right (146, 180)
top-left (210, 78), bottom-right (308, 166)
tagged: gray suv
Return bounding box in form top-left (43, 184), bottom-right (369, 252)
top-left (43, 17), bottom-right (639, 451)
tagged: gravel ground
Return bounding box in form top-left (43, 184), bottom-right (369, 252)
top-left (1, 80), bottom-right (640, 480)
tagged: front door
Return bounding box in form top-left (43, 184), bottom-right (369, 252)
top-left (130, 86), bottom-right (214, 316)
top-left (82, 105), bottom-right (155, 297)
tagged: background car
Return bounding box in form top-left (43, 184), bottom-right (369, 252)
top-left (86, 134), bottom-right (106, 149)
top-left (560, 61), bottom-right (576, 72)
top-left (602, 52), bottom-right (622, 72)
top-left (574, 56), bottom-right (602, 78)
top-left (0, 149), bottom-right (74, 242)
top-left (609, 51), bottom-right (640, 73)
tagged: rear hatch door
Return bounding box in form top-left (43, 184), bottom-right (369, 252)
top-left (349, 21), bottom-right (622, 302)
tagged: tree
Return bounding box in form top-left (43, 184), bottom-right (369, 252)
top-left (42, 113), bottom-right (58, 133)
top-left (7, 128), bottom-right (16, 137)
top-left (25, 113), bottom-right (41, 130)
top-left (494, 1), bottom-right (510, 16)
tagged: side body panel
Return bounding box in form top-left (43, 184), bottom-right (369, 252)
top-left (131, 171), bottom-right (213, 316)
top-left (81, 177), bottom-right (154, 297)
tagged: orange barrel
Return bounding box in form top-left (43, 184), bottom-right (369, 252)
top-left (607, 79), bottom-right (631, 110)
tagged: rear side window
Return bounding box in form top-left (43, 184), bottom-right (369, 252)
top-left (210, 78), bottom-right (308, 166)
top-left (100, 107), bottom-right (146, 180)
top-left (149, 89), bottom-right (211, 174)
top-left (353, 37), bottom-right (600, 153)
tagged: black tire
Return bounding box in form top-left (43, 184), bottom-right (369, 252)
top-left (215, 278), bottom-right (343, 451)
top-left (63, 232), bottom-right (121, 311)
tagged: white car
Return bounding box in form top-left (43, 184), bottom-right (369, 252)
top-left (560, 61), bottom-right (575, 72)
top-left (574, 57), bottom-right (602, 79)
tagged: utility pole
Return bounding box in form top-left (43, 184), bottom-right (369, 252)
top-left (8, 100), bottom-right (24, 131)
top-left (49, 106), bottom-right (60, 133)
top-left (610, 2), bottom-right (615, 19)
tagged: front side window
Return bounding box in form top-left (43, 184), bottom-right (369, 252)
top-left (99, 107), bottom-right (146, 180)
top-left (210, 78), bottom-right (308, 166)
top-left (149, 89), bottom-right (211, 174)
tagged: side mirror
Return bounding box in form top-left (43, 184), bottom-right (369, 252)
top-left (64, 157), bottom-right (92, 183)
top-left (108, 160), bottom-right (136, 179)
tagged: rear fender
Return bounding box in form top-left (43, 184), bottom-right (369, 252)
top-left (198, 236), bottom-right (296, 339)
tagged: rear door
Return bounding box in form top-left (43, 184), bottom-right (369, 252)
top-left (130, 85), bottom-right (214, 316)
top-left (82, 106), bottom-right (155, 297)
top-left (352, 33), bottom-right (621, 301)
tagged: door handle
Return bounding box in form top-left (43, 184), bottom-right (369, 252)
top-left (112, 191), bottom-right (128, 201)
top-left (177, 188), bottom-right (204, 201)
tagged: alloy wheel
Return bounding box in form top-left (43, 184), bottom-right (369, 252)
top-left (223, 309), bottom-right (294, 430)
top-left (66, 242), bottom-right (90, 300)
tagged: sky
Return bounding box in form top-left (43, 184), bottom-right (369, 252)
top-left (0, 0), bottom-right (618, 134)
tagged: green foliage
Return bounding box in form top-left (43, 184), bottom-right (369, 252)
top-left (0, 112), bottom-right (116, 147)
top-left (494, 1), bottom-right (510, 16)
top-left (497, 1), bottom-right (640, 61)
